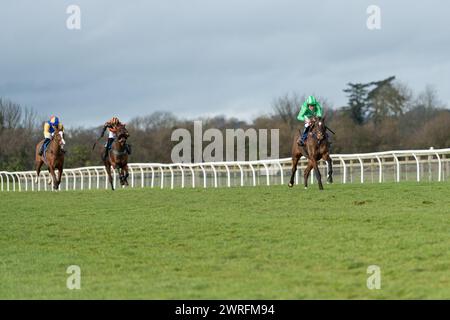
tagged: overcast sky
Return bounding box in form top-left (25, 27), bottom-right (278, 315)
top-left (0, 0), bottom-right (449, 127)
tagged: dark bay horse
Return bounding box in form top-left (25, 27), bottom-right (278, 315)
top-left (35, 128), bottom-right (65, 190)
top-left (104, 124), bottom-right (130, 190)
top-left (288, 117), bottom-right (333, 190)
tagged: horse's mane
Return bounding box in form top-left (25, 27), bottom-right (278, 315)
top-left (116, 124), bottom-right (129, 140)
top-left (310, 116), bottom-right (325, 130)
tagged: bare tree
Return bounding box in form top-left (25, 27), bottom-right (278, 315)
top-left (272, 93), bottom-right (303, 131)
top-left (0, 99), bottom-right (22, 129)
top-left (415, 85), bottom-right (446, 110)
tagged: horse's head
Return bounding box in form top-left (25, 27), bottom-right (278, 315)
top-left (116, 124), bottom-right (129, 144)
top-left (53, 128), bottom-right (66, 148)
top-left (310, 116), bottom-right (327, 142)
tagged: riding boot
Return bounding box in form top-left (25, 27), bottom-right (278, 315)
top-left (298, 127), bottom-right (309, 146)
top-left (39, 138), bottom-right (51, 156)
top-left (106, 138), bottom-right (115, 149)
top-left (300, 128), bottom-right (310, 158)
top-left (103, 138), bottom-right (115, 161)
top-left (102, 147), bottom-right (109, 161)
top-left (297, 131), bottom-right (303, 146)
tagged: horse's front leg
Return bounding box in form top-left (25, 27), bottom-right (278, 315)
top-left (56, 166), bottom-right (63, 189)
top-left (105, 164), bottom-right (115, 191)
top-left (117, 168), bottom-right (125, 186)
top-left (313, 162), bottom-right (324, 190)
top-left (304, 162), bottom-right (313, 189)
top-left (123, 165), bottom-right (129, 186)
top-left (48, 166), bottom-right (58, 190)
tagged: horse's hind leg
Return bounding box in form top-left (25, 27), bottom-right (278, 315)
top-left (117, 168), bottom-right (125, 186)
top-left (35, 160), bottom-right (43, 184)
top-left (324, 154), bottom-right (333, 184)
top-left (288, 156), bottom-right (300, 188)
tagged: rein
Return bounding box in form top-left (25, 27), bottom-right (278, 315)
top-left (111, 136), bottom-right (128, 157)
top-left (326, 126), bottom-right (336, 135)
top-left (309, 120), bottom-right (327, 146)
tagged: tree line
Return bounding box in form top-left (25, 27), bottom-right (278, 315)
top-left (1, 76), bottom-right (449, 171)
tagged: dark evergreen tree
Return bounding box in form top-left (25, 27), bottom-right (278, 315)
top-left (367, 76), bottom-right (407, 124)
top-left (343, 82), bottom-right (371, 124)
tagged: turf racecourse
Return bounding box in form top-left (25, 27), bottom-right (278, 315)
top-left (0, 182), bottom-right (449, 299)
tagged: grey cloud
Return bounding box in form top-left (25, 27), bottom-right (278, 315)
top-left (0, 0), bottom-right (448, 127)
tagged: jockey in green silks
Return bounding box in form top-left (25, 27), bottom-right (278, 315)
top-left (297, 95), bottom-right (323, 146)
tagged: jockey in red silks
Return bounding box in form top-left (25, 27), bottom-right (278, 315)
top-left (100, 117), bottom-right (131, 160)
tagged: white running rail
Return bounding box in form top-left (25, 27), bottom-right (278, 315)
top-left (1, 148), bottom-right (449, 192)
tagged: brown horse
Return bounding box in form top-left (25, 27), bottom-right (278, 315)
top-left (288, 117), bottom-right (333, 190)
top-left (104, 124), bottom-right (130, 190)
top-left (35, 128), bottom-right (65, 190)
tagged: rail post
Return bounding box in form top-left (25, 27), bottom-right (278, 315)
top-left (434, 152), bottom-right (442, 182)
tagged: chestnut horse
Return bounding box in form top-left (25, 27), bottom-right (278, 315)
top-left (288, 117), bottom-right (333, 190)
top-left (104, 124), bottom-right (130, 190)
top-left (35, 128), bottom-right (65, 190)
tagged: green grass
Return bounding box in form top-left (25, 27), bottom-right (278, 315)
top-left (1, 182), bottom-right (449, 299)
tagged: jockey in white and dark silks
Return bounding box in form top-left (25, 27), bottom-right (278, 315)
top-left (39, 116), bottom-right (66, 156)
top-left (100, 117), bottom-right (131, 161)
top-left (297, 95), bottom-right (323, 146)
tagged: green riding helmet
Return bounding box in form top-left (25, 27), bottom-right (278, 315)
top-left (306, 95), bottom-right (318, 106)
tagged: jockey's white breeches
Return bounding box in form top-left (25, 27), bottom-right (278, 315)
top-left (109, 131), bottom-right (117, 139)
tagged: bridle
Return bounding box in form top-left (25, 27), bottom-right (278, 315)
top-left (52, 130), bottom-right (65, 147)
top-left (111, 127), bottom-right (129, 157)
top-left (116, 126), bottom-right (129, 144)
top-left (309, 117), bottom-right (327, 145)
